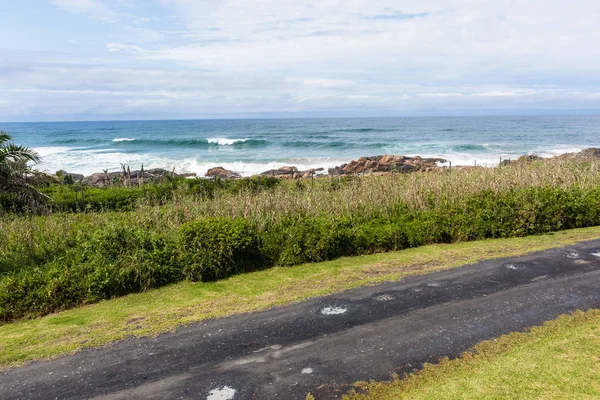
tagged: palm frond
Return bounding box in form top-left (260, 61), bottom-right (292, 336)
top-left (0, 144), bottom-right (41, 164)
top-left (0, 131), bottom-right (48, 213)
top-left (0, 131), bottom-right (11, 145)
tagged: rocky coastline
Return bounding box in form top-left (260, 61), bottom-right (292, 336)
top-left (55, 148), bottom-right (600, 187)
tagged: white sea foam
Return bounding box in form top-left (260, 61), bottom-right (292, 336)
top-left (36, 148), bottom-right (174, 176)
top-left (34, 147), bottom-right (346, 178)
top-left (207, 137), bottom-right (249, 146)
top-left (113, 138), bottom-right (136, 142)
top-left (33, 147), bottom-right (73, 157)
top-left (538, 146), bottom-right (586, 158)
top-left (181, 157), bottom-right (346, 178)
top-left (33, 140), bottom-right (590, 179)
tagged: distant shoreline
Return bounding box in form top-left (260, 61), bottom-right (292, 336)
top-left (52, 148), bottom-right (600, 187)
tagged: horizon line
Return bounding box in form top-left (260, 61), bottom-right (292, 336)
top-left (3, 109), bottom-right (600, 124)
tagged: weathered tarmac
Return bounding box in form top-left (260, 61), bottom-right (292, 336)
top-left (2, 240), bottom-right (600, 400)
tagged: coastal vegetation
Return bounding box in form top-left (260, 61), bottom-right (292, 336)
top-left (1, 155), bottom-right (600, 322)
top-left (0, 131), bottom-right (47, 213)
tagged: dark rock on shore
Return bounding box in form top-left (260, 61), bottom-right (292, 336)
top-left (56, 170), bottom-right (85, 182)
top-left (260, 166), bottom-right (298, 178)
top-left (82, 168), bottom-right (195, 187)
top-left (516, 154), bottom-right (544, 163)
top-left (205, 167), bottom-right (241, 179)
top-left (579, 148), bottom-right (600, 158)
top-left (61, 148), bottom-right (600, 187)
top-left (502, 148), bottom-right (600, 166)
top-left (328, 154), bottom-right (447, 175)
top-left (260, 166), bottom-right (319, 179)
top-left (559, 148), bottom-right (600, 160)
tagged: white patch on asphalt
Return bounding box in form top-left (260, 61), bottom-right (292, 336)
top-left (373, 294), bottom-right (394, 301)
top-left (575, 259), bottom-right (590, 265)
top-left (426, 281), bottom-right (443, 287)
top-left (321, 306), bottom-right (347, 315)
top-left (207, 386), bottom-right (236, 400)
top-left (531, 275), bottom-right (548, 282)
top-left (301, 367), bottom-right (314, 374)
top-left (565, 250), bottom-right (580, 259)
top-left (506, 264), bottom-right (518, 270)
top-left (218, 342), bottom-right (314, 370)
top-left (253, 344), bottom-right (281, 353)
top-left (591, 252), bottom-right (600, 258)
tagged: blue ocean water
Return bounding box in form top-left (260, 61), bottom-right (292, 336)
top-left (2, 116), bottom-right (599, 176)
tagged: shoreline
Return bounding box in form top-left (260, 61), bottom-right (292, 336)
top-left (52, 148), bottom-right (600, 187)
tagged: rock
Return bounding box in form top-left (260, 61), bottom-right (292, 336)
top-left (82, 168), bottom-right (191, 187)
top-left (329, 154), bottom-right (446, 175)
top-left (82, 172), bottom-right (109, 187)
top-left (145, 168), bottom-right (175, 177)
top-left (569, 148), bottom-right (600, 159)
top-left (56, 170), bottom-right (84, 182)
top-left (554, 148), bottom-right (600, 161)
top-left (579, 148), bottom-right (600, 158)
top-left (516, 154), bottom-right (543, 163)
top-left (205, 167), bottom-right (241, 179)
top-left (260, 166), bottom-right (300, 179)
top-left (302, 169), bottom-right (316, 178)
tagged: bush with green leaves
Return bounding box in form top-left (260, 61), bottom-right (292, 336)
top-left (39, 176), bottom-right (282, 212)
top-left (0, 131), bottom-right (48, 213)
top-left (3, 184), bottom-right (600, 322)
top-left (180, 217), bottom-right (262, 281)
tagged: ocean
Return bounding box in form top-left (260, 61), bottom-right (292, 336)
top-left (3, 116), bottom-right (599, 177)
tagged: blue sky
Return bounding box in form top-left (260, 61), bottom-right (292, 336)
top-left (1, 0), bottom-right (600, 121)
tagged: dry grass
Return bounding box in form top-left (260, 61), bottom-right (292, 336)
top-left (161, 159), bottom-right (600, 224)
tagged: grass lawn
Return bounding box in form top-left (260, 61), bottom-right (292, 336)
top-left (342, 309), bottom-right (600, 400)
top-left (2, 226), bottom-right (600, 370)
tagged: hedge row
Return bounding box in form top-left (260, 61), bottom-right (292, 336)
top-left (1, 186), bottom-right (600, 321)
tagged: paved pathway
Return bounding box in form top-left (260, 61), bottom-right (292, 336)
top-left (2, 240), bottom-right (600, 399)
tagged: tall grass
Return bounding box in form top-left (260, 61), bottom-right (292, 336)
top-left (138, 158), bottom-right (600, 225)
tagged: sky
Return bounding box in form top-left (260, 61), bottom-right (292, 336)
top-left (1, 0), bottom-right (600, 121)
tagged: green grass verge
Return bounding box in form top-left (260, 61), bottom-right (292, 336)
top-left (342, 309), bottom-right (600, 400)
top-left (2, 226), bottom-right (600, 370)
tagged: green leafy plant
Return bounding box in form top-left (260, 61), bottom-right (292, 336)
top-left (0, 131), bottom-right (48, 213)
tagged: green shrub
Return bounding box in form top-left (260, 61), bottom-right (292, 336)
top-left (3, 184), bottom-right (600, 322)
top-left (39, 177), bottom-right (283, 213)
top-left (180, 218), bottom-right (262, 281)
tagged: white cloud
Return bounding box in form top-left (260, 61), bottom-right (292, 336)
top-left (471, 90), bottom-right (536, 98)
top-left (106, 42), bottom-right (145, 53)
top-left (51, 0), bottom-right (118, 22)
top-left (2, 0), bottom-right (600, 119)
top-left (419, 93), bottom-right (465, 98)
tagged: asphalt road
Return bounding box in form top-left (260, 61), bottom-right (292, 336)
top-left (2, 240), bottom-right (600, 400)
